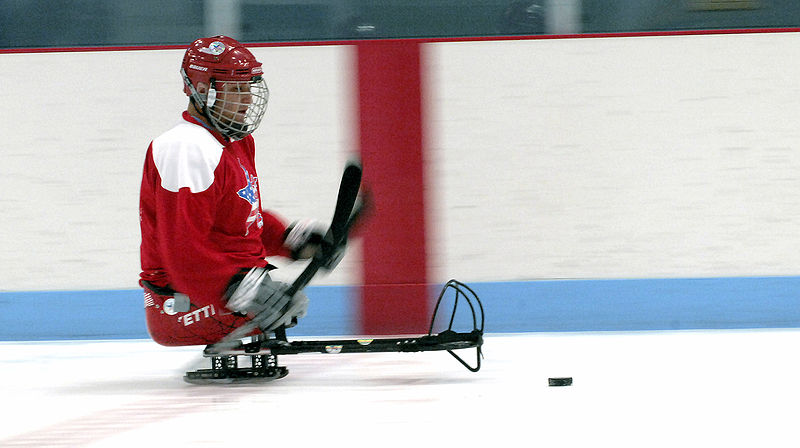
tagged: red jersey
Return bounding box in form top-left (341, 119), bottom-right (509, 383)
top-left (139, 111), bottom-right (289, 306)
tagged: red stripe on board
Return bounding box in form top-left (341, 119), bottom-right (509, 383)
top-left (3, 27), bottom-right (798, 54)
top-left (357, 40), bottom-right (429, 334)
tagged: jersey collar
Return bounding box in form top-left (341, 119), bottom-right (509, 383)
top-left (182, 110), bottom-right (230, 145)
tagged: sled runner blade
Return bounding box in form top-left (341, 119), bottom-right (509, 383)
top-left (183, 368), bottom-right (288, 385)
top-left (183, 352), bottom-right (289, 384)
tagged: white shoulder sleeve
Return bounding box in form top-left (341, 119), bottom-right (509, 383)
top-left (152, 122), bottom-right (224, 193)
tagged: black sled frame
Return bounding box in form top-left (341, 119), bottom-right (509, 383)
top-left (184, 279), bottom-right (484, 384)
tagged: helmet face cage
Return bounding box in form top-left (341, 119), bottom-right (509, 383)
top-left (182, 69), bottom-right (269, 141)
top-left (205, 76), bottom-right (269, 141)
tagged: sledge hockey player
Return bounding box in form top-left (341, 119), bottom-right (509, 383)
top-left (139, 35), bottom-right (326, 347)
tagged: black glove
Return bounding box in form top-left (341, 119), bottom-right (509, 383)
top-left (284, 219), bottom-right (346, 270)
top-left (283, 219), bottom-right (326, 260)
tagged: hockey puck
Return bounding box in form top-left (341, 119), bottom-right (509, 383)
top-left (548, 377), bottom-right (572, 387)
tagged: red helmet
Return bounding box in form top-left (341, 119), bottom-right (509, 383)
top-left (180, 36), bottom-right (269, 140)
top-left (181, 35), bottom-right (264, 95)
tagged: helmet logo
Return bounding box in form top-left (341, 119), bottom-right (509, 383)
top-left (199, 41), bottom-right (226, 56)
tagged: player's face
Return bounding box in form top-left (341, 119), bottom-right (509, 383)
top-left (213, 81), bottom-right (253, 124)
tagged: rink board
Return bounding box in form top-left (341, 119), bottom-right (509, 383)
top-left (2, 276), bottom-right (799, 341)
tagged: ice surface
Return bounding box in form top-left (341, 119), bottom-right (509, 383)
top-left (1, 331), bottom-right (798, 447)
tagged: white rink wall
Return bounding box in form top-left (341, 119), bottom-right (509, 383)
top-left (2, 32), bottom-right (800, 293)
top-left (427, 32), bottom-right (800, 282)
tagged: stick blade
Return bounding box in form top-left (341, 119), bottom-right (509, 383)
top-left (329, 160), bottom-right (362, 244)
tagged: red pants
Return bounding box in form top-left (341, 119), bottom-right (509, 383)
top-left (143, 287), bottom-right (257, 346)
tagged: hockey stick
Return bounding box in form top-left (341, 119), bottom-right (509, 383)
top-left (211, 160), bottom-right (363, 348)
top-left (285, 161), bottom-right (362, 297)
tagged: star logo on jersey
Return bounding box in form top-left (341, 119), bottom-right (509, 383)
top-left (237, 159), bottom-right (263, 236)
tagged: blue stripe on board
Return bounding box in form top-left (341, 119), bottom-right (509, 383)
top-left (0, 286), bottom-right (356, 341)
top-left (1, 276), bottom-right (799, 341)
top-left (470, 276), bottom-right (800, 332)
